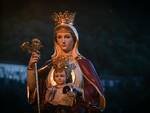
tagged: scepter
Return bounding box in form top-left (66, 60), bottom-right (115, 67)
top-left (20, 38), bottom-right (43, 113)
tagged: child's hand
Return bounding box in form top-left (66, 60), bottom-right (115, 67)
top-left (66, 91), bottom-right (75, 97)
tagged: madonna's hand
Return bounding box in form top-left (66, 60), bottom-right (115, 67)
top-left (27, 51), bottom-right (40, 70)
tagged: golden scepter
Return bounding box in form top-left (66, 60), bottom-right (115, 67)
top-left (20, 38), bottom-right (43, 113)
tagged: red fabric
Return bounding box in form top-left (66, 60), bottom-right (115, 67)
top-left (77, 58), bottom-right (104, 95)
top-left (77, 58), bottom-right (105, 110)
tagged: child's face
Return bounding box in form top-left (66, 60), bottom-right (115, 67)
top-left (54, 70), bottom-right (66, 85)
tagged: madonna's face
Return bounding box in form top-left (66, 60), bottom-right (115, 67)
top-left (56, 28), bottom-right (74, 53)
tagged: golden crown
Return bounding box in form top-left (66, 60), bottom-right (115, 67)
top-left (52, 11), bottom-right (76, 26)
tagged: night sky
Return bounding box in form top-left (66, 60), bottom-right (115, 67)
top-left (1, 0), bottom-right (150, 75)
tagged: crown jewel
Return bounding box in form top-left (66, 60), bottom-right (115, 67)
top-left (52, 11), bottom-right (76, 26)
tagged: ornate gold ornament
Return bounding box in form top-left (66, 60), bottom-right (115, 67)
top-left (52, 11), bottom-right (76, 26)
top-left (51, 56), bottom-right (76, 84)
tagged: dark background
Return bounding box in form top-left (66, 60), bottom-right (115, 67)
top-left (1, 0), bottom-right (150, 113)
